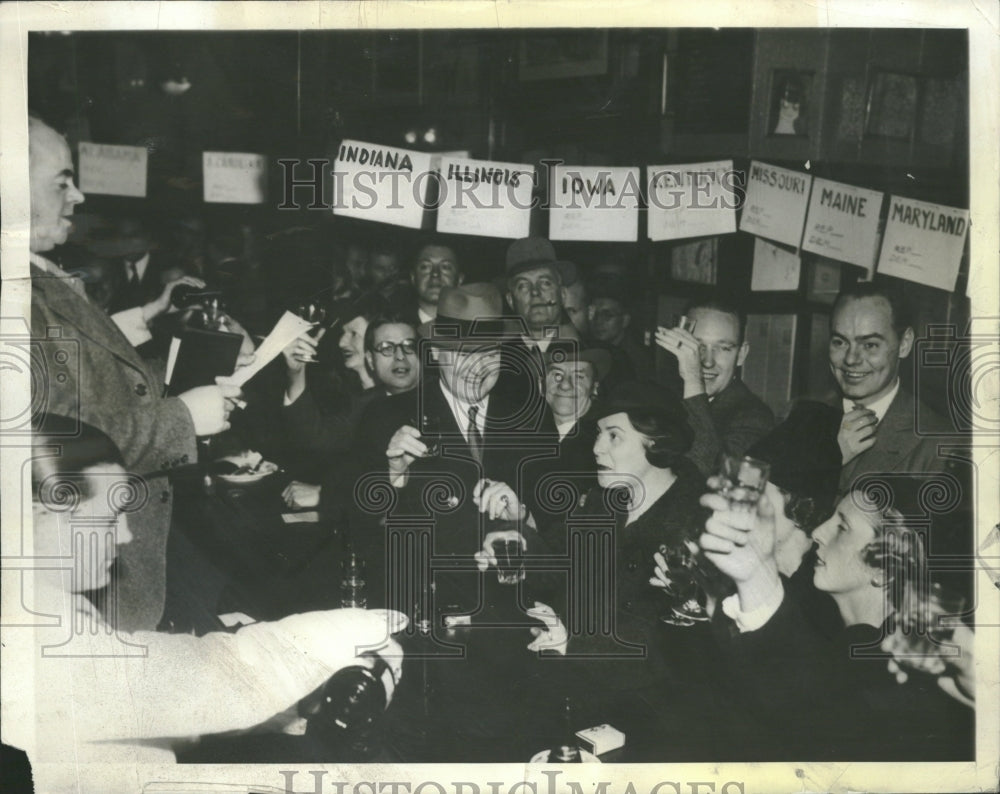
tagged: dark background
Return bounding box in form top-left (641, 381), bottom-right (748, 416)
top-left (28, 28), bottom-right (971, 421)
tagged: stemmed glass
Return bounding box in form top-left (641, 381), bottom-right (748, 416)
top-left (657, 454), bottom-right (770, 626)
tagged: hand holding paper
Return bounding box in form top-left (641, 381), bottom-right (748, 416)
top-left (221, 311), bottom-right (314, 387)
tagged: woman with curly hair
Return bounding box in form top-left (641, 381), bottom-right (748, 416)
top-left (696, 475), bottom-right (974, 761)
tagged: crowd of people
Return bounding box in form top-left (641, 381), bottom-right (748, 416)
top-left (13, 113), bottom-right (977, 778)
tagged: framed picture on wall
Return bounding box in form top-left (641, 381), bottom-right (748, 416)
top-left (865, 70), bottom-right (919, 139)
top-left (670, 237), bottom-right (718, 284)
top-left (519, 31), bottom-right (608, 80)
top-left (768, 69), bottom-right (813, 136)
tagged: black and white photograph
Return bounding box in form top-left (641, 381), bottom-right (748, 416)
top-left (0, 3), bottom-right (997, 794)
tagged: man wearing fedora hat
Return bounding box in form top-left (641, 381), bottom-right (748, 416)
top-left (341, 283), bottom-right (555, 606)
top-left (493, 236), bottom-right (581, 423)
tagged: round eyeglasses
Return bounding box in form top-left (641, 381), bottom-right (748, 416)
top-left (372, 339), bottom-right (418, 358)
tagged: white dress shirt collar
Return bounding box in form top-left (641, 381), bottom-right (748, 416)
top-left (842, 378), bottom-right (900, 424)
top-left (439, 380), bottom-right (488, 443)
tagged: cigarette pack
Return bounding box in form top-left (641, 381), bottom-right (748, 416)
top-left (575, 724), bottom-right (625, 755)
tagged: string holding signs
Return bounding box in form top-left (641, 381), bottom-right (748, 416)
top-left (647, 160), bottom-right (738, 241)
top-left (802, 178), bottom-right (883, 272)
top-left (738, 161), bottom-right (812, 248)
top-left (203, 152), bottom-right (268, 204)
top-left (78, 142), bottom-right (147, 198)
top-left (549, 165), bottom-right (640, 242)
top-left (333, 139), bottom-right (435, 229)
top-left (435, 156), bottom-right (534, 239)
top-left (877, 196), bottom-right (969, 292)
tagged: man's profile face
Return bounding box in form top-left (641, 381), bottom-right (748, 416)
top-left (29, 121), bottom-right (85, 253)
top-left (829, 295), bottom-right (913, 405)
top-left (690, 307), bottom-right (748, 398)
top-left (507, 266), bottom-right (562, 330)
top-left (411, 245), bottom-right (461, 308)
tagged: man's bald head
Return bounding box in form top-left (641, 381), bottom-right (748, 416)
top-left (29, 116), bottom-right (85, 253)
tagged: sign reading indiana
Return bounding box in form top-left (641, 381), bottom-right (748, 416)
top-left (333, 139), bottom-right (435, 229)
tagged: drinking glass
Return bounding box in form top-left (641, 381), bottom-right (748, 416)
top-left (887, 582), bottom-right (967, 675)
top-left (494, 538), bottom-right (525, 585)
top-left (717, 454), bottom-right (771, 530)
top-left (657, 542), bottom-right (710, 625)
top-left (419, 412), bottom-right (442, 457)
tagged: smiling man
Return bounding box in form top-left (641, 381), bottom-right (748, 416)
top-left (829, 282), bottom-right (951, 495)
top-left (28, 114), bottom-right (240, 631)
top-left (656, 296), bottom-right (774, 476)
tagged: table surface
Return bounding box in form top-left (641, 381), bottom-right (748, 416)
top-left (165, 465), bottom-right (738, 764)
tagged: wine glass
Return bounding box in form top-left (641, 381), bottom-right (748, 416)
top-left (657, 542), bottom-right (710, 626)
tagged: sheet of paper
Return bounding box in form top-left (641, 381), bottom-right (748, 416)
top-left (751, 238), bottom-right (801, 291)
top-left (877, 195), bottom-right (969, 292)
top-left (281, 511), bottom-right (320, 523)
top-left (78, 142), bottom-right (148, 197)
top-left (549, 164), bottom-right (640, 241)
top-left (164, 336), bottom-right (181, 387)
top-left (203, 151), bottom-right (268, 204)
top-left (333, 138), bottom-right (434, 229)
top-left (647, 159), bottom-right (738, 241)
top-left (738, 160), bottom-right (812, 248)
top-left (435, 155), bottom-right (534, 238)
top-left (223, 311), bottom-right (312, 386)
top-left (802, 177), bottom-right (883, 270)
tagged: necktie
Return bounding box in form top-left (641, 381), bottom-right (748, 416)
top-left (467, 404), bottom-right (483, 462)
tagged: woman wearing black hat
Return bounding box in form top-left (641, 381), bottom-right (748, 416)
top-left (522, 380), bottom-right (725, 760)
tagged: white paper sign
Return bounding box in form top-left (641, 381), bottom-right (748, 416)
top-left (877, 196), bottom-right (969, 292)
top-left (220, 311), bottom-right (313, 387)
top-left (333, 139), bottom-right (434, 229)
top-left (549, 165), bottom-right (640, 242)
top-left (203, 151), bottom-right (268, 204)
top-left (78, 142), bottom-right (147, 197)
top-left (802, 178), bottom-right (883, 269)
top-left (739, 161), bottom-right (812, 248)
top-left (751, 238), bottom-right (801, 291)
top-left (647, 160), bottom-right (738, 241)
top-left (435, 156), bottom-right (534, 239)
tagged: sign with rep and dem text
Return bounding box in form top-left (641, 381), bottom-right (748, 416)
top-left (435, 156), bottom-right (534, 239)
top-left (333, 139), bottom-right (434, 229)
top-left (549, 165), bottom-right (640, 242)
top-left (877, 196), bottom-right (969, 292)
top-left (739, 161), bottom-right (811, 248)
top-left (647, 160), bottom-right (738, 241)
top-left (203, 151), bottom-right (268, 204)
top-left (78, 142), bottom-right (148, 197)
top-left (803, 178), bottom-right (883, 271)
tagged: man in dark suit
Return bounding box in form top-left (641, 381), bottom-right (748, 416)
top-left (28, 114), bottom-right (241, 630)
top-left (828, 282), bottom-right (954, 496)
top-left (348, 283), bottom-right (554, 613)
top-left (494, 236), bottom-right (579, 430)
top-left (104, 215), bottom-right (174, 315)
top-left (393, 235), bottom-right (464, 329)
top-left (522, 343), bottom-right (611, 536)
top-left (655, 296), bottom-right (775, 476)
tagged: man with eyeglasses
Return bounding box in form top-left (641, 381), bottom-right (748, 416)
top-left (282, 315), bottom-right (420, 510)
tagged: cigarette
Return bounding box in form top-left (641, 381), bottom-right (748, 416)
top-left (232, 398), bottom-right (248, 410)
